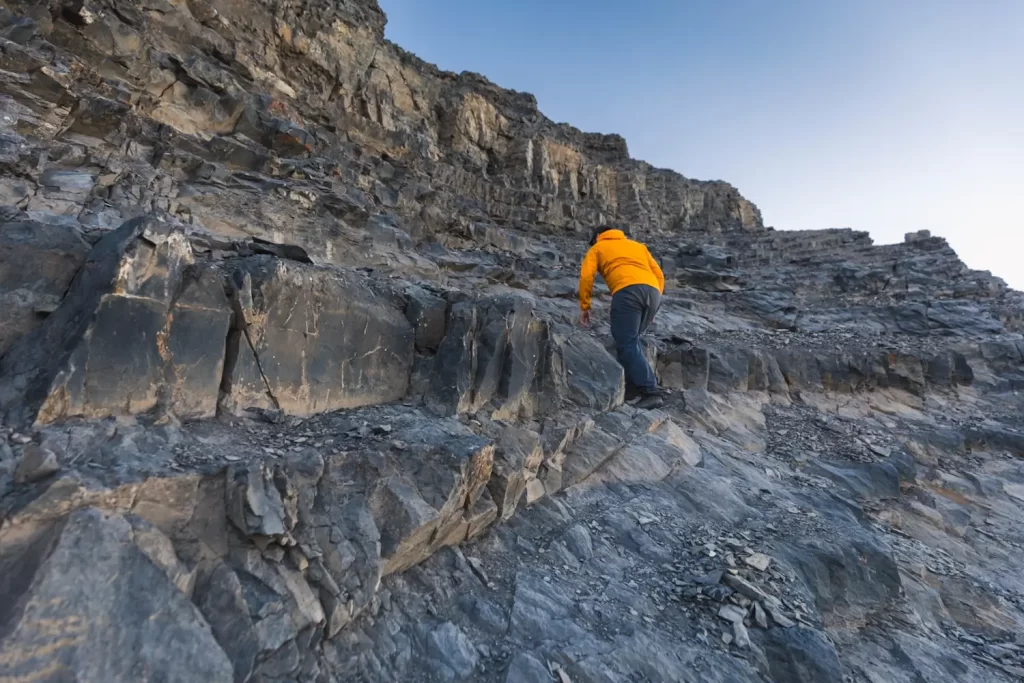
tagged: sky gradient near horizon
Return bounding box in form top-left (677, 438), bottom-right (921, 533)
top-left (377, 0), bottom-right (1024, 289)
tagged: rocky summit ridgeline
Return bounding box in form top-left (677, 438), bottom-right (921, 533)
top-left (1, 1), bottom-right (1024, 682)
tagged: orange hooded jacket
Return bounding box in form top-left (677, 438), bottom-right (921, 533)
top-left (578, 230), bottom-right (665, 311)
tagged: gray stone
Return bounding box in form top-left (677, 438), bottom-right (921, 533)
top-left (753, 601), bottom-right (768, 629)
top-left (405, 286), bottom-right (448, 352)
top-left (193, 563), bottom-right (261, 683)
top-left (457, 594), bottom-right (509, 635)
top-left (766, 605), bottom-right (796, 628)
top-left (547, 325), bottom-right (624, 412)
top-left (489, 424), bottom-right (544, 520)
top-left (0, 217), bottom-right (90, 356)
top-left (0, 508), bottom-right (233, 682)
top-left (764, 627), bottom-right (844, 683)
top-left (226, 256), bottom-right (414, 416)
top-left (511, 572), bottom-right (587, 644)
top-left (560, 423), bottom-right (623, 490)
top-left (13, 444), bottom-right (59, 484)
top-left (427, 296), bottom-right (549, 419)
top-left (744, 553), bottom-right (771, 572)
top-left (732, 620), bottom-right (751, 649)
top-left (564, 524), bottom-right (594, 562)
top-left (808, 459), bottom-right (901, 500)
top-left (427, 622), bottom-right (479, 681)
top-left (0, 214), bottom-right (232, 425)
top-left (225, 461), bottom-right (291, 538)
top-left (779, 520), bottom-right (900, 624)
top-left (718, 604), bottom-right (747, 624)
top-left (505, 652), bottom-right (553, 683)
top-left (722, 574), bottom-right (773, 605)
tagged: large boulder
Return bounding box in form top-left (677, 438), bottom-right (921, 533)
top-left (0, 508), bottom-right (233, 682)
top-left (0, 214), bottom-right (232, 426)
top-left (224, 257), bottom-right (415, 416)
top-left (426, 296), bottom-right (548, 418)
top-left (426, 296), bottom-right (623, 418)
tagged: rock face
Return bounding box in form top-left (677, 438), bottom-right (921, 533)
top-left (1, 1), bottom-right (1024, 683)
top-left (0, 216), bottom-right (91, 357)
top-left (225, 256), bottom-right (415, 416)
top-left (0, 214), bottom-right (231, 425)
top-left (0, 508), bottom-right (234, 682)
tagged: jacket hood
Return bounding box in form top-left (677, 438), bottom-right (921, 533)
top-left (597, 229), bottom-right (626, 241)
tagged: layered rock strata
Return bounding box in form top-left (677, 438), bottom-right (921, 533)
top-left (2, 2), bottom-right (1024, 683)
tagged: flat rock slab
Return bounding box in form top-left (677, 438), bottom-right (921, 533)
top-left (227, 256), bottom-right (415, 416)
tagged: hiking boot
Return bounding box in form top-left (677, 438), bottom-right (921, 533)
top-left (635, 392), bottom-right (664, 410)
top-left (624, 385), bottom-right (643, 403)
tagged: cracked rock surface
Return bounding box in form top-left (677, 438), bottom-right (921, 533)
top-left (2, 1), bottom-right (1024, 682)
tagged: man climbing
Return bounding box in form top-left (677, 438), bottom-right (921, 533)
top-left (578, 225), bottom-right (666, 409)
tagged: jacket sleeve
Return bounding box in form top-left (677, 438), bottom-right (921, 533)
top-left (578, 246), bottom-right (599, 311)
top-left (647, 248), bottom-right (665, 294)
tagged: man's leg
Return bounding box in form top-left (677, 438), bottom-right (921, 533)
top-left (638, 286), bottom-right (661, 335)
top-left (635, 286), bottom-right (661, 396)
top-left (610, 286), bottom-right (658, 395)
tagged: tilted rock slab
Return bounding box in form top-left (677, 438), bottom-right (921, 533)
top-left (426, 295), bottom-right (624, 419)
top-left (0, 213), bottom-right (232, 426)
top-left (0, 215), bottom-right (91, 357)
top-left (0, 508), bottom-right (233, 682)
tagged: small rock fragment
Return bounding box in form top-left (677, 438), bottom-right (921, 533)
top-left (550, 662), bottom-right (572, 683)
top-left (14, 445), bottom-right (60, 484)
top-left (733, 621), bottom-right (751, 648)
top-left (753, 602), bottom-right (768, 629)
top-left (722, 632), bottom-right (734, 645)
top-left (289, 548), bottom-right (309, 571)
top-left (704, 584), bottom-right (734, 602)
top-left (722, 574), bottom-right (771, 603)
top-left (467, 556), bottom-right (490, 585)
top-left (564, 524), bottom-right (594, 562)
top-left (745, 553), bottom-right (772, 572)
top-left (718, 604), bottom-right (747, 624)
top-left (766, 605), bottom-right (796, 628)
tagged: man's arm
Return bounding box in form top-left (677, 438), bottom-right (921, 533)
top-left (647, 248), bottom-right (665, 293)
top-left (578, 246), bottom-right (598, 311)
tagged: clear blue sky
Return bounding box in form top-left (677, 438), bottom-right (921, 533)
top-left (378, 0), bottom-right (1024, 289)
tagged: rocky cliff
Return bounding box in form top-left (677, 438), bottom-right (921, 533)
top-left (2, 2), bottom-right (1024, 683)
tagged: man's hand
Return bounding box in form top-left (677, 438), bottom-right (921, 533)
top-left (579, 310), bottom-right (591, 327)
